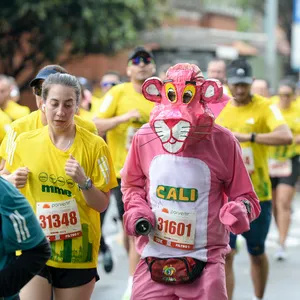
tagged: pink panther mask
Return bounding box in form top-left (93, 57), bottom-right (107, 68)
top-left (142, 63), bottom-right (224, 154)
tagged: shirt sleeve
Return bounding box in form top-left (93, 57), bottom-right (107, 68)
top-left (95, 86), bottom-right (120, 119)
top-left (0, 179), bottom-right (46, 254)
top-left (90, 143), bottom-right (118, 192)
top-left (265, 103), bottom-right (286, 131)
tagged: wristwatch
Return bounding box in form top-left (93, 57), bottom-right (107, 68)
top-left (78, 177), bottom-right (93, 190)
top-left (242, 199), bottom-right (252, 215)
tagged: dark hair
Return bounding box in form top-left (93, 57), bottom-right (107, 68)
top-left (42, 73), bottom-right (81, 105)
top-left (101, 71), bottom-right (121, 80)
top-left (278, 79), bottom-right (296, 93)
top-left (40, 64), bottom-right (68, 74)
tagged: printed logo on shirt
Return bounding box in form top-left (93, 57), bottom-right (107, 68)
top-left (9, 210), bottom-right (31, 243)
top-left (38, 172), bottom-right (74, 188)
top-left (156, 185), bottom-right (198, 202)
top-left (39, 172), bottom-right (48, 182)
top-left (41, 184), bottom-right (72, 197)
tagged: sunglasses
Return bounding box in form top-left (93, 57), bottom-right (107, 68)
top-left (101, 82), bottom-right (119, 88)
top-left (129, 56), bottom-right (153, 66)
top-left (33, 86), bottom-right (42, 97)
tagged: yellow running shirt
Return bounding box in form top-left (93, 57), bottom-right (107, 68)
top-left (5, 125), bottom-right (117, 269)
top-left (216, 94), bottom-right (286, 201)
top-left (79, 108), bottom-right (94, 122)
top-left (96, 82), bottom-right (155, 177)
top-left (269, 104), bottom-right (300, 159)
top-left (0, 109), bottom-right (11, 144)
top-left (0, 110), bottom-right (98, 161)
top-left (4, 100), bottom-right (30, 120)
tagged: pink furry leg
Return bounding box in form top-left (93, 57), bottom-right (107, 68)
top-left (176, 262), bottom-right (228, 300)
top-left (131, 260), bottom-right (179, 300)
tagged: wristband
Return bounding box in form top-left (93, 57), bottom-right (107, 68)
top-left (250, 133), bottom-right (256, 143)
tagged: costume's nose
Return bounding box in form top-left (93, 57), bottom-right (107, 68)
top-left (164, 119), bottom-right (180, 129)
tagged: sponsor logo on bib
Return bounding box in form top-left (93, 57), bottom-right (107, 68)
top-left (156, 185), bottom-right (198, 202)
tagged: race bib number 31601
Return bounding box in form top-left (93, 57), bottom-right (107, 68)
top-left (36, 199), bottom-right (82, 242)
top-left (153, 209), bottom-right (196, 250)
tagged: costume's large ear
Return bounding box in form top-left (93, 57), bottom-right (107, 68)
top-left (201, 79), bottom-right (223, 103)
top-left (142, 77), bottom-right (163, 103)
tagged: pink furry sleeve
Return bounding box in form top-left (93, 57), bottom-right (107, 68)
top-left (120, 135), bottom-right (156, 236)
top-left (220, 137), bottom-right (261, 234)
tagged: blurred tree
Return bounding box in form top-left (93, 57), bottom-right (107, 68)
top-left (237, 0), bottom-right (293, 41)
top-left (0, 0), bottom-right (162, 90)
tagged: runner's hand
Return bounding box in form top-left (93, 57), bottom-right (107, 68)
top-left (121, 109), bottom-right (141, 123)
top-left (8, 167), bottom-right (30, 188)
top-left (65, 155), bottom-right (87, 186)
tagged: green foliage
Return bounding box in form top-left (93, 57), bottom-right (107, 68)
top-left (0, 0), bottom-right (162, 87)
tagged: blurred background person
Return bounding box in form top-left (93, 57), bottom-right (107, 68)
top-left (0, 75), bottom-right (30, 121)
top-left (251, 79), bottom-right (271, 98)
top-left (157, 63), bottom-right (172, 81)
top-left (0, 108), bottom-right (11, 144)
top-left (91, 71), bottom-right (121, 114)
top-left (268, 79), bottom-right (300, 261)
top-left (206, 58), bottom-right (232, 117)
top-left (8, 76), bottom-right (20, 103)
top-left (77, 77), bottom-right (95, 122)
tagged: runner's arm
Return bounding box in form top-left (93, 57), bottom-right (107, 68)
top-left (120, 135), bottom-right (156, 236)
top-left (93, 109), bottom-right (141, 135)
top-left (233, 124), bottom-right (292, 145)
top-left (0, 237), bottom-right (50, 297)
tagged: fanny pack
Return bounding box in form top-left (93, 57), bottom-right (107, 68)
top-left (145, 256), bottom-right (206, 285)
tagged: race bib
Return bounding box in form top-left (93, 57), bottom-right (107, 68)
top-left (242, 147), bottom-right (255, 174)
top-left (126, 126), bottom-right (139, 150)
top-left (268, 158), bottom-right (292, 177)
top-left (153, 209), bottom-right (196, 250)
top-left (36, 199), bottom-right (82, 242)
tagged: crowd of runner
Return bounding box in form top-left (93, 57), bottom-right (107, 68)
top-left (0, 46), bottom-right (299, 300)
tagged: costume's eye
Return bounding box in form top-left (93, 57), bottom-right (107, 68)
top-left (182, 84), bottom-right (196, 104)
top-left (165, 83), bottom-right (177, 103)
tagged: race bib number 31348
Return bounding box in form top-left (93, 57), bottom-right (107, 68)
top-left (36, 199), bottom-right (82, 242)
top-left (153, 209), bottom-right (196, 250)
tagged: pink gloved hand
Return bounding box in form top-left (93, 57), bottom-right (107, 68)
top-left (219, 201), bottom-right (250, 235)
top-left (123, 204), bottom-right (156, 237)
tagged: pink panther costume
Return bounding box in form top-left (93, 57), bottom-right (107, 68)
top-left (120, 63), bottom-right (260, 300)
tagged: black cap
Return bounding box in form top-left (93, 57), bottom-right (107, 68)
top-left (29, 68), bottom-right (60, 87)
top-left (227, 59), bottom-right (253, 85)
top-left (127, 46), bottom-right (155, 62)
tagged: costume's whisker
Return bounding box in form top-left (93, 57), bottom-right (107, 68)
top-left (186, 136), bottom-right (204, 141)
top-left (186, 125), bottom-right (212, 128)
top-left (136, 127), bottom-right (152, 130)
top-left (181, 132), bottom-right (210, 138)
top-left (193, 131), bottom-right (211, 134)
top-left (137, 132), bottom-right (156, 136)
top-left (140, 136), bottom-right (161, 147)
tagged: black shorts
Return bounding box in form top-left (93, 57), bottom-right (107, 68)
top-left (111, 178), bottom-right (124, 220)
top-left (38, 265), bottom-right (99, 288)
top-left (270, 155), bottom-right (299, 189)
